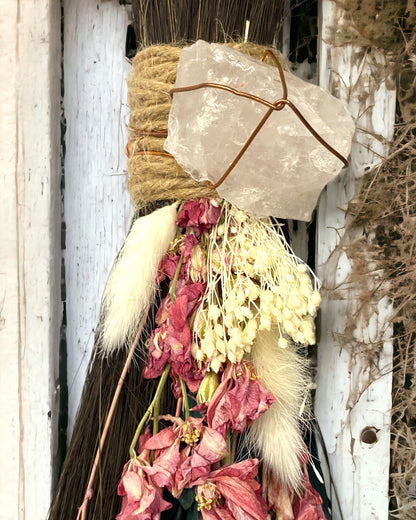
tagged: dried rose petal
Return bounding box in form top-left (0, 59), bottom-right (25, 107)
top-left (292, 468), bottom-right (326, 520)
top-left (207, 361), bottom-right (275, 435)
top-left (193, 459), bottom-right (268, 520)
top-left (139, 418), bottom-right (227, 498)
top-left (265, 466), bottom-right (326, 520)
top-left (116, 457), bottom-right (172, 520)
top-left (176, 421), bottom-right (228, 493)
top-left (145, 282), bottom-right (207, 388)
top-left (176, 199), bottom-right (221, 237)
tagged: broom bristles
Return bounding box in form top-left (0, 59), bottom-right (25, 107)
top-left (131, 0), bottom-right (285, 47)
top-left (48, 327), bottom-right (177, 519)
top-left (50, 202), bottom-right (179, 520)
top-left (248, 327), bottom-right (310, 491)
top-left (53, 2), bottom-right (288, 516)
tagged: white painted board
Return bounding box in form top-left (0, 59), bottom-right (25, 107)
top-left (0, 1), bottom-right (61, 518)
top-left (315, 1), bottom-right (395, 518)
top-left (60, 2), bottom-right (395, 519)
top-left (63, 0), bottom-right (133, 437)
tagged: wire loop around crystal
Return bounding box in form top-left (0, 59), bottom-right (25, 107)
top-left (170, 49), bottom-right (349, 190)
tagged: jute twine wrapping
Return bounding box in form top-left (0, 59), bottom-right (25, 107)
top-left (127, 43), bottom-right (287, 209)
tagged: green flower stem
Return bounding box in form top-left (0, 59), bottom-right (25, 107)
top-left (179, 376), bottom-right (190, 419)
top-left (231, 432), bottom-right (238, 464)
top-left (224, 428), bottom-right (232, 466)
top-left (129, 363), bottom-right (171, 459)
top-left (177, 201), bottom-right (185, 216)
top-left (153, 378), bottom-right (164, 437)
top-left (169, 254), bottom-right (184, 302)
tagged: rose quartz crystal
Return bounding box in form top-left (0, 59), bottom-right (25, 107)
top-left (165, 40), bottom-right (354, 220)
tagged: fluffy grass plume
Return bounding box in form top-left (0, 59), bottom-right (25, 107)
top-left (248, 327), bottom-right (309, 491)
top-left (100, 203), bottom-right (178, 354)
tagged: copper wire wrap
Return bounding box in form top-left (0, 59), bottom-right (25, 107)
top-left (169, 49), bottom-right (349, 190)
top-left (127, 44), bottom-right (350, 206)
top-left (126, 44), bottom-right (290, 209)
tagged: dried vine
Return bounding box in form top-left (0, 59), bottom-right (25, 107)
top-left (330, 3), bottom-right (416, 516)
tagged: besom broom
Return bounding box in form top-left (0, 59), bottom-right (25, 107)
top-left (49, 3), bottom-right (333, 519)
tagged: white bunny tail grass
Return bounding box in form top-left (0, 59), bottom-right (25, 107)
top-left (100, 203), bottom-right (178, 355)
top-left (248, 327), bottom-right (310, 491)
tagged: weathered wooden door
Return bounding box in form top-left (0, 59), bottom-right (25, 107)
top-left (0, 1), bottom-right (395, 518)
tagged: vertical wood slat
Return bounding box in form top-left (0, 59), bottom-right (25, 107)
top-left (0, 1), bottom-right (61, 518)
top-left (315, 1), bottom-right (396, 518)
top-left (63, 0), bottom-right (133, 437)
top-left (59, 2), bottom-right (396, 519)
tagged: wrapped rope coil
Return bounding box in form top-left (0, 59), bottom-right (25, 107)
top-left (126, 43), bottom-right (287, 209)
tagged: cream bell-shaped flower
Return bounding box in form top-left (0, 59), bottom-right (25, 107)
top-left (190, 200), bottom-right (322, 374)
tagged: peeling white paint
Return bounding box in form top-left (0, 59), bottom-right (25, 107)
top-left (0, 1), bottom-right (61, 518)
top-left (315, 1), bottom-right (395, 519)
top-left (63, 0), bottom-right (133, 437)
top-left (0, 0), bottom-right (395, 517)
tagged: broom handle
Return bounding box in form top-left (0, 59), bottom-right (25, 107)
top-left (76, 307), bottom-right (150, 520)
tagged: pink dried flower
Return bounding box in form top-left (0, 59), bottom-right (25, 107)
top-left (179, 232), bottom-right (200, 260)
top-left (207, 361), bottom-right (276, 435)
top-left (177, 419), bottom-right (228, 491)
top-left (144, 282), bottom-right (207, 391)
top-left (193, 459), bottom-right (268, 520)
top-left (265, 479), bottom-right (295, 520)
top-left (176, 199), bottom-right (221, 237)
top-left (116, 455), bottom-right (172, 520)
top-left (142, 417), bottom-right (228, 497)
top-left (265, 466), bottom-right (326, 520)
top-left (156, 252), bottom-right (181, 283)
top-left (292, 468), bottom-right (326, 520)
top-left (157, 233), bottom-right (206, 284)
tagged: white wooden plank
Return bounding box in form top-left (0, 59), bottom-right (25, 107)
top-left (315, 1), bottom-right (395, 518)
top-left (0, 1), bottom-right (61, 518)
top-left (64, 0), bottom-right (133, 437)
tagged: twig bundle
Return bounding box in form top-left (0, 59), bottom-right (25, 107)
top-left (131, 0), bottom-right (286, 47)
top-left (48, 273), bottom-right (177, 520)
top-left (49, 197), bottom-right (183, 520)
top-left (341, 123), bottom-right (416, 519)
top-left (327, 8), bottom-right (416, 513)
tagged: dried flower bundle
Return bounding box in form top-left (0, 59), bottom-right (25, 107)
top-left (109, 199), bottom-right (325, 520)
top-left (193, 203), bottom-right (321, 371)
